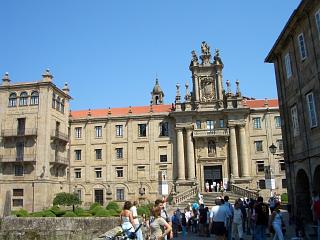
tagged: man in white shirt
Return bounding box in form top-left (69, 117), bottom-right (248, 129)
top-left (130, 201), bottom-right (143, 240)
top-left (210, 198), bottom-right (232, 239)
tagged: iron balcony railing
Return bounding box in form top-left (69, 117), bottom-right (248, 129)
top-left (1, 128), bottom-right (37, 137)
top-left (50, 155), bottom-right (69, 165)
top-left (193, 128), bottom-right (230, 138)
top-left (51, 130), bottom-right (69, 142)
top-left (0, 154), bottom-right (36, 163)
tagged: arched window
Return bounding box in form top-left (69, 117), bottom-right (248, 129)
top-left (52, 93), bottom-right (56, 108)
top-left (61, 99), bottom-right (65, 113)
top-left (30, 91), bottom-right (39, 105)
top-left (19, 92), bottom-right (28, 106)
top-left (56, 96), bottom-right (61, 111)
top-left (8, 93), bottom-right (17, 107)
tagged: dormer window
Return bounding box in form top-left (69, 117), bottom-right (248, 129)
top-left (8, 93), bottom-right (17, 107)
top-left (19, 92), bottom-right (28, 106)
top-left (30, 91), bottom-right (39, 105)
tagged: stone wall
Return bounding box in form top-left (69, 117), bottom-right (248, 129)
top-left (0, 217), bottom-right (120, 240)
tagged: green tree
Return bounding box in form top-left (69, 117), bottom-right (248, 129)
top-left (53, 192), bottom-right (81, 211)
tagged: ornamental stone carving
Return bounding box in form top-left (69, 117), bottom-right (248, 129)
top-left (200, 76), bottom-right (215, 102)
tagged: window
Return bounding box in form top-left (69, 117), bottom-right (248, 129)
top-left (12, 199), bottom-right (23, 207)
top-left (61, 99), bottom-right (65, 113)
top-left (256, 161), bottom-right (265, 173)
top-left (14, 165), bottom-right (23, 176)
top-left (316, 9), bottom-right (320, 38)
top-left (116, 167), bottom-right (123, 178)
top-left (75, 189), bottom-right (82, 201)
top-left (94, 189), bottom-right (104, 205)
top-left (13, 189), bottom-right (24, 197)
top-left (284, 53), bottom-right (292, 79)
top-left (95, 168), bottom-right (102, 178)
top-left (160, 155), bottom-right (167, 162)
top-left (254, 141), bottom-right (263, 152)
top-left (19, 92), bottom-right (28, 106)
top-left (30, 91), bottom-right (39, 105)
top-left (116, 125), bottom-right (123, 137)
top-left (279, 160), bottom-right (286, 171)
top-left (253, 117), bottom-right (261, 129)
top-left (306, 92), bottom-right (318, 128)
top-left (95, 126), bottom-right (102, 138)
top-left (277, 139), bottom-right (283, 151)
top-left (52, 93), bottom-right (56, 108)
top-left (138, 124), bottom-right (147, 137)
top-left (75, 127), bottom-right (82, 138)
top-left (116, 188), bottom-right (124, 201)
top-left (116, 148), bottom-right (123, 159)
top-left (195, 120), bottom-right (201, 129)
top-left (160, 122), bottom-right (169, 136)
top-left (259, 180), bottom-right (266, 189)
top-left (75, 150), bottom-right (81, 160)
top-left (137, 166), bottom-right (145, 171)
top-left (282, 179), bottom-right (287, 188)
top-left (56, 96), bottom-right (61, 111)
top-left (219, 119), bottom-right (224, 128)
top-left (275, 116), bottom-right (281, 128)
top-left (95, 149), bottom-right (102, 160)
top-left (8, 93), bottom-right (17, 107)
top-left (291, 105), bottom-right (300, 136)
top-left (206, 120), bottom-right (214, 130)
top-left (297, 33), bottom-right (307, 60)
top-left (75, 168), bottom-right (81, 178)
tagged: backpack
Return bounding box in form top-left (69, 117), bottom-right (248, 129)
top-left (314, 199), bottom-right (320, 219)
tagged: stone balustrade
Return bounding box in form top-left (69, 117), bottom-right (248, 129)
top-left (193, 128), bottom-right (229, 138)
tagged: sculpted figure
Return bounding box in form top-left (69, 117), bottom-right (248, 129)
top-left (191, 50), bottom-right (198, 65)
top-left (201, 41), bottom-right (210, 55)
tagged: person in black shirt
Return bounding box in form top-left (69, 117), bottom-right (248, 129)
top-left (254, 196), bottom-right (269, 240)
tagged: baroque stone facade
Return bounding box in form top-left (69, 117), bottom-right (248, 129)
top-left (266, 0), bottom-right (320, 221)
top-left (0, 43), bottom-right (285, 215)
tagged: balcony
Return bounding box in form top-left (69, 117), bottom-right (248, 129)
top-left (1, 128), bottom-right (37, 138)
top-left (51, 130), bottom-right (69, 143)
top-left (0, 154), bottom-right (36, 163)
top-left (50, 155), bottom-right (69, 166)
top-left (193, 128), bottom-right (230, 138)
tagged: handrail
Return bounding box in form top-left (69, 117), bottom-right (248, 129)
top-left (229, 184), bottom-right (259, 199)
top-left (172, 186), bottom-right (198, 206)
top-left (1, 128), bottom-right (37, 137)
top-left (51, 130), bottom-right (69, 142)
top-left (0, 154), bottom-right (36, 162)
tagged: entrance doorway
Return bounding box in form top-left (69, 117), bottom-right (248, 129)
top-left (204, 165), bottom-right (222, 192)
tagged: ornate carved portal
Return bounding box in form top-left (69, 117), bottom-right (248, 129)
top-left (200, 76), bottom-right (215, 102)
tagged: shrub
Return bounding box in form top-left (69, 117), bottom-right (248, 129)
top-left (63, 211), bottom-right (77, 217)
top-left (106, 201), bottom-right (120, 211)
top-left (281, 193), bottom-right (288, 203)
top-left (30, 211), bottom-right (44, 217)
top-left (50, 205), bottom-right (66, 217)
top-left (95, 208), bottom-right (110, 217)
top-left (53, 192), bottom-right (81, 208)
top-left (90, 205), bottom-right (103, 215)
top-left (74, 207), bottom-right (92, 217)
top-left (42, 210), bottom-right (56, 217)
top-left (107, 209), bottom-right (119, 216)
top-left (89, 202), bottom-right (101, 211)
top-left (11, 209), bottom-right (29, 217)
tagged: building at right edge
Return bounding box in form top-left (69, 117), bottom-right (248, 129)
top-left (266, 0), bottom-right (320, 221)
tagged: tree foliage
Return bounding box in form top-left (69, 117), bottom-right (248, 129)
top-left (53, 192), bottom-right (81, 206)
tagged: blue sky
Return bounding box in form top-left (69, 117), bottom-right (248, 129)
top-left (0, 1), bottom-right (301, 110)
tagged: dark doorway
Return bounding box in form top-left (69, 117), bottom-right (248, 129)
top-left (204, 165), bottom-right (222, 192)
top-left (296, 169), bottom-right (312, 222)
top-left (94, 189), bottom-right (104, 206)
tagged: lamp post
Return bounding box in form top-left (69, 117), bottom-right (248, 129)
top-left (268, 143), bottom-right (277, 197)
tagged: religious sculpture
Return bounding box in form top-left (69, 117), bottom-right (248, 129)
top-left (201, 41), bottom-right (211, 55)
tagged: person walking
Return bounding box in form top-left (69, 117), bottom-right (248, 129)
top-left (232, 200), bottom-right (244, 240)
top-left (130, 201), bottom-right (143, 240)
top-left (120, 201), bottom-right (136, 237)
top-left (269, 202), bottom-right (284, 240)
top-left (150, 206), bottom-right (172, 240)
top-left (224, 196), bottom-right (234, 240)
top-left (254, 196), bottom-right (269, 240)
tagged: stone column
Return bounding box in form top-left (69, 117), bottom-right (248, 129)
top-left (239, 124), bottom-right (250, 177)
top-left (216, 70), bottom-right (223, 100)
top-left (186, 128), bottom-right (195, 180)
top-left (229, 125), bottom-right (239, 178)
top-left (194, 75), bottom-right (199, 101)
top-left (176, 128), bottom-right (185, 180)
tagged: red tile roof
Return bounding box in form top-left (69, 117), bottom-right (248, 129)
top-left (245, 99), bottom-right (279, 108)
top-left (70, 99), bottom-right (278, 119)
top-left (70, 104), bottom-right (173, 118)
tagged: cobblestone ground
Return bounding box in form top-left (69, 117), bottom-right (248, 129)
top-left (173, 210), bottom-right (302, 240)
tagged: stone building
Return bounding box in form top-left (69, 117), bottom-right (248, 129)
top-left (0, 42), bottom-right (285, 214)
top-left (266, 0), bottom-right (320, 221)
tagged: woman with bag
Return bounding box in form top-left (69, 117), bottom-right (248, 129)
top-left (269, 202), bottom-right (285, 240)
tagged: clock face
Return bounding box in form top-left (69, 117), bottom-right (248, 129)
top-left (200, 76), bottom-right (215, 102)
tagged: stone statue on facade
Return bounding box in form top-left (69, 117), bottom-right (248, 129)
top-left (201, 41), bottom-right (210, 55)
top-left (191, 50), bottom-right (199, 66)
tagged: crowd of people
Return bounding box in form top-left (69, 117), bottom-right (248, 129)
top-left (118, 191), bottom-right (320, 240)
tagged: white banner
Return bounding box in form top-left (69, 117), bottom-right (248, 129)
top-left (265, 179), bottom-right (275, 190)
